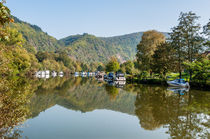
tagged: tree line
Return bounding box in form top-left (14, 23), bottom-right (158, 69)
top-left (135, 11), bottom-right (209, 83)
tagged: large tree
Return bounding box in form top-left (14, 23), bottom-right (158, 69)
top-left (152, 42), bottom-right (175, 78)
top-left (169, 25), bottom-right (185, 78)
top-left (178, 12), bottom-right (203, 80)
top-left (203, 19), bottom-right (210, 48)
top-left (136, 30), bottom-right (165, 73)
top-left (105, 57), bottom-right (120, 72)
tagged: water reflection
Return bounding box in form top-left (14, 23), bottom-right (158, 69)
top-left (167, 87), bottom-right (189, 95)
top-left (0, 77), bottom-right (209, 138)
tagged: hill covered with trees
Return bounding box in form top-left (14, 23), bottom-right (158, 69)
top-left (10, 16), bottom-right (169, 64)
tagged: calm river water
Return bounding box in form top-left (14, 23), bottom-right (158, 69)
top-left (0, 77), bottom-right (209, 139)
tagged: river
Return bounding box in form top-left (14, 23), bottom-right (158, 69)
top-left (0, 77), bottom-right (209, 139)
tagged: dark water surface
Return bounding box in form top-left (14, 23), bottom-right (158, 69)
top-left (0, 77), bottom-right (209, 139)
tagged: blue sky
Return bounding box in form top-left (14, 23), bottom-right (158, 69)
top-left (6, 0), bottom-right (210, 39)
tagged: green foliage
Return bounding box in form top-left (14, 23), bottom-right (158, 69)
top-left (60, 33), bottom-right (115, 64)
top-left (184, 58), bottom-right (210, 83)
top-left (105, 57), bottom-right (120, 72)
top-left (203, 19), bottom-right (210, 48)
top-left (0, 2), bottom-right (11, 27)
top-left (59, 32), bottom-right (168, 64)
top-left (10, 16), bottom-right (60, 52)
top-left (121, 60), bottom-right (135, 74)
top-left (169, 12), bottom-right (204, 79)
top-left (97, 64), bottom-right (105, 71)
top-left (152, 42), bottom-right (175, 78)
top-left (0, 27), bottom-right (24, 46)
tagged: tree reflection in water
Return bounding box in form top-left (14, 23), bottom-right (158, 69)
top-left (0, 77), bottom-right (36, 138)
top-left (0, 77), bottom-right (209, 139)
top-left (134, 85), bottom-right (210, 138)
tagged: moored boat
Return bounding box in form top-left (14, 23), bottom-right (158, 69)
top-left (115, 72), bottom-right (126, 81)
top-left (167, 79), bottom-right (189, 88)
top-left (52, 71), bottom-right (57, 77)
top-left (59, 71), bottom-right (64, 77)
top-left (107, 72), bottom-right (115, 81)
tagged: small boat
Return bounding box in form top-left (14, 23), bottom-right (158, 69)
top-left (107, 72), bottom-right (115, 81)
top-left (167, 79), bottom-right (189, 88)
top-left (45, 70), bottom-right (50, 75)
top-left (52, 71), bottom-right (57, 77)
top-left (59, 71), bottom-right (64, 77)
top-left (87, 72), bottom-right (93, 77)
top-left (35, 71), bottom-right (41, 78)
top-left (96, 72), bottom-right (105, 80)
top-left (115, 72), bottom-right (126, 81)
top-left (41, 71), bottom-right (46, 78)
top-left (74, 72), bottom-right (79, 77)
top-left (104, 74), bottom-right (108, 81)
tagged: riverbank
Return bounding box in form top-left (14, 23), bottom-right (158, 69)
top-left (126, 77), bottom-right (210, 91)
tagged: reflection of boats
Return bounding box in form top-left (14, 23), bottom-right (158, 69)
top-left (167, 87), bottom-right (189, 95)
top-left (35, 71), bottom-right (41, 78)
top-left (107, 80), bottom-right (126, 88)
top-left (45, 70), bottom-right (50, 75)
top-left (108, 72), bottom-right (115, 81)
top-left (107, 81), bottom-right (115, 86)
top-left (35, 70), bottom-right (51, 79)
top-left (81, 72), bottom-right (87, 77)
top-left (115, 72), bottom-right (126, 81)
top-left (52, 71), bottom-right (57, 77)
top-left (115, 81), bottom-right (126, 88)
top-left (59, 71), bottom-right (64, 77)
top-left (167, 79), bottom-right (189, 88)
top-left (87, 72), bottom-right (93, 77)
top-left (96, 72), bottom-right (105, 79)
top-left (74, 72), bottom-right (79, 77)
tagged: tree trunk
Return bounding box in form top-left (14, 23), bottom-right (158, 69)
top-left (179, 71), bottom-right (182, 79)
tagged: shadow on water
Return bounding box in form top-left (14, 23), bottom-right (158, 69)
top-left (0, 76), bottom-right (209, 138)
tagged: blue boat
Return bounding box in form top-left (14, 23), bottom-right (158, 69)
top-left (108, 72), bottom-right (115, 80)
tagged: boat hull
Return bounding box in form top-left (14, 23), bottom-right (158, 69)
top-left (167, 81), bottom-right (189, 88)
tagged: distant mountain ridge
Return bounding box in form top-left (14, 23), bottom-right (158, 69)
top-left (12, 16), bottom-right (168, 64)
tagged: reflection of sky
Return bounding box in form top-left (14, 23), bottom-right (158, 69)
top-left (20, 105), bottom-right (169, 139)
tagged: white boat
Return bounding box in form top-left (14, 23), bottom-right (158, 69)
top-left (35, 71), bottom-right (41, 77)
top-left (45, 70), bottom-right (50, 75)
top-left (167, 79), bottom-right (189, 88)
top-left (74, 72), bottom-right (79, 77)
top-left (115, 73), bottom-right (126, 81)
top-left (41, 71), bottom-right (45, 78)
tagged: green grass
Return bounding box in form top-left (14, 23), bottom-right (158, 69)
top-left (167, 72), bottom-right (190, 81)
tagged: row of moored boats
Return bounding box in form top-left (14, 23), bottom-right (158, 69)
top-left (35, 70), bottom-right (64, 78)
top-left (75, 71), bottom-right (126, 81)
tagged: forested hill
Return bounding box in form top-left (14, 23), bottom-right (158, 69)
top-left (10, 16), bottom-right (60, 52)
top-left (59, 33), bottom-right (146, 63)
top-left (11, 16), bottom-right (168, 64)
top-left (59, 32), bottom-right (168, 64)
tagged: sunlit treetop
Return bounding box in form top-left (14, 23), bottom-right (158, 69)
top-left (0, 1), bottom-right (13, 27)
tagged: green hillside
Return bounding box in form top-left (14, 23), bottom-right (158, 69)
top-left (59, 33), bottom-right (144, 64)
top-left (59, 33), bottom-right (129, 63)
top-left (101, 32), bottom-right (144, 59)
top-left (11, 16), bottom-right (168, 64)
top-left (10, 16), bottom-right (60, 52)
top-left (59, 32), bottom-right (169, 64)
